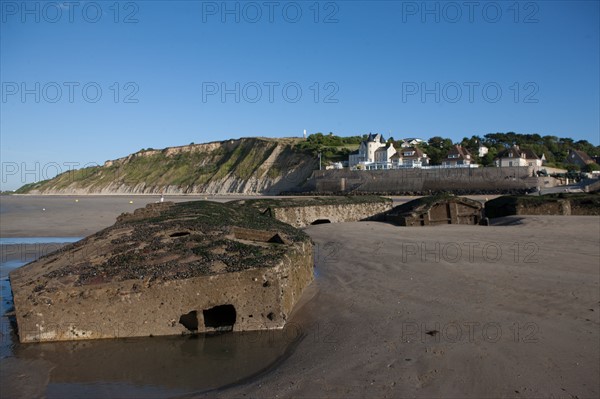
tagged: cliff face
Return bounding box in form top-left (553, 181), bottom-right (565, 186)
top-left (18, 138), bottom-right (317, 195)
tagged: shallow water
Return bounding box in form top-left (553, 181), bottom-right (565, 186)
top-left (0, 240), bottom-right (301, 398)
top-left (0, 237), bottom-right (82, 245)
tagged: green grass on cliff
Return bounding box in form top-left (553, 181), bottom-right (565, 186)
top-left (16, 138), bottom-right (315, 193)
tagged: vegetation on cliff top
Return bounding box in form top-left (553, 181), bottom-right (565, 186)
top-left (297, 132), bottom-right (599, 169)
top-left (16, 137), bottom-right (316, 194)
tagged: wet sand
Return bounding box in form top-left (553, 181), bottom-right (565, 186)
top-left (0, 195), bottom-right (262, 237)
top-left (1, 195), bottom-right (597, 398)
top-left (0, 194), bottom-right (496, 238)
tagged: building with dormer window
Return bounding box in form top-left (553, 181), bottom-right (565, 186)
top-left (442, 145), bottom-right (473, 167)
top-left (494, 145), bottom-right (542, 167)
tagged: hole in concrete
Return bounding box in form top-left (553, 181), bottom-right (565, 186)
top-left (170, 231), bottom-right (190, 237)
top-left (267, 234), bottom-right (286, 244)
top-left (179, 310), bottom-right (198, 331)
top-left (203, 304), bottom-right (236, 332)
top-left (262, 280), bottom-right (271, 287)
top-left (311, 219), bottom-right (331, 225)
top-left (267, 312), bottom-right (275, 321)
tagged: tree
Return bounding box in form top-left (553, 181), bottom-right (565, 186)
top-left (481, 148), bottom-right (497, 167)
top-left (565, 164), bottom-right (580, 172)
top-left (426, 136), bottom-right (454, 165)
top-left (584, 163), bottom-right (600, 173)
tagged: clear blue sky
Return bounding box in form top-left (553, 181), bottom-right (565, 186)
top-left (1, 0), bottom-right (599, 190)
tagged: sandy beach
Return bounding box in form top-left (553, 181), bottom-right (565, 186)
top-left (0, 195), bottom-right (598, 398)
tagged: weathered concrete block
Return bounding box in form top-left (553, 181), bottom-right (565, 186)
top-left (385, 194), bottom-right (483, 226)
top-left (484, 193), bottom-right (600, 218)
top-left (9, 201), bottom-right (313, 343)
top-left (232, 196), bottom-right (393, 228)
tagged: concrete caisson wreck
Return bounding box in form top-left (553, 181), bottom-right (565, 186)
top-left (385, 194), bottom-right (483, 226)
top-left (9, 201), bottom-right (313, 343)
top-left (484, 192), bottom-right (600, 218)
top-left (232, 196), bottom-right (393, 228)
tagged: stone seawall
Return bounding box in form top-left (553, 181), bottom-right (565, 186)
top-left (271, 202), bottom-right (393, 228)
top-left (308, 166), bottom-right (558, 194)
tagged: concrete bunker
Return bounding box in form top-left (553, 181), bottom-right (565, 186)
top-left (484, 193), bottom-right (600, 218)
top-left (9, 201), bottom-right (314, 343)
top-left (385, 194), bottom-right (483, 226)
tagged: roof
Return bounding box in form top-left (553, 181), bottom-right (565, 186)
top-left (374, 143), bottom-right (394, 153)
top-left (366, 133), bottom-right (384, 143)
top-left (568, 149), bottom-right (594, 164)
top-left (401, 138), bottom-right (424, 142)
top-left (391, 146), bottom-right (425, 159)
top-left (387, 193), bottom-right (482, 216)
top-left (443, 145), bottom-right (471, 161)
top-left (495, 145), bottom-right (540, 160)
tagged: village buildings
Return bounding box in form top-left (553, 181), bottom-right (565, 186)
top-left (346, 134), bottom-right (595, 173)
top-left (348, 134), bottom-right (431, 170)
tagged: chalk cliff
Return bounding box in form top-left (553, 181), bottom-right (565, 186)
top-left (17, 138), bottom-right (317, 195)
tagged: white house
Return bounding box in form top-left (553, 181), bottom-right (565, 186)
top-left (390, 146), bottom-right (430, 167)
top-left (349, 133), bottom-right (391, 168)
top-left (477, 141), bottom-right (488, 158)
top-left (374, 143), bottom-right (397, 164)
top-left (348, 134), bottom-right (428, 169)
top-left (400, 138), bottom-right (425, 148)
top-left (442, 145), bottom-right (473, 167)
top-left (494, 145), bottom-right (542, 167)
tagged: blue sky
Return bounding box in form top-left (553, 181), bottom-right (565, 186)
top-left (1, 0), bottom-right (599, 190)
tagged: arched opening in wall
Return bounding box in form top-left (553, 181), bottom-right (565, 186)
top-left (311, 219), bottom-right (331, 225)
top-left (203, 304), bottom-right (237, 332)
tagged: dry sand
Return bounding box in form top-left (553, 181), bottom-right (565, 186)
top-left (1, 195), bottom-right (597, 398)
top-left (205, 217), bottom-right (599, 398)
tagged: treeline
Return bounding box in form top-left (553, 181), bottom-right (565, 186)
top-left (296, 131), bottom-right (600, 169)
top-left (455, 133), bottom-right (599, 169)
